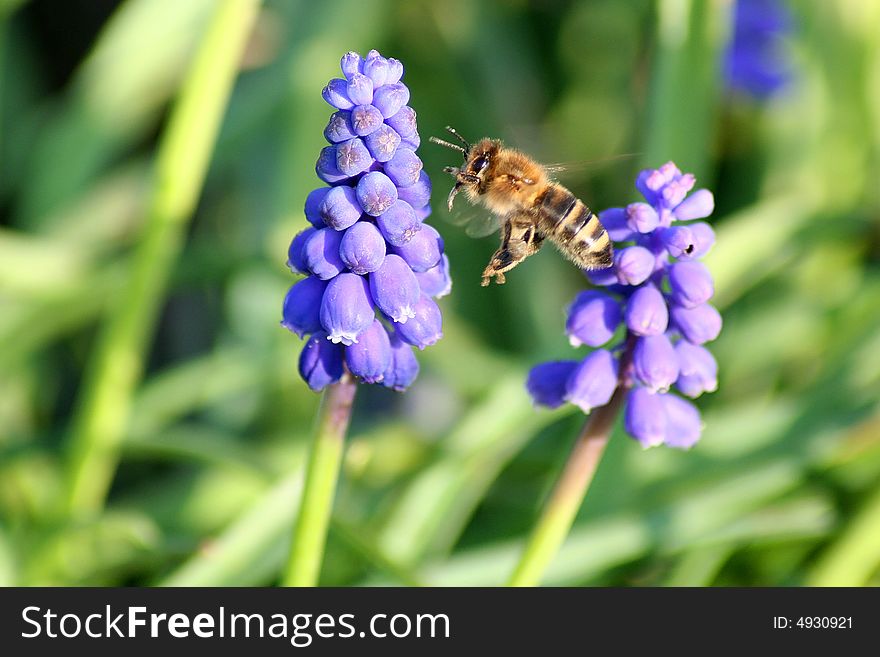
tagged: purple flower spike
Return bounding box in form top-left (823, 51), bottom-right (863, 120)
top-left (614, 246), bottom-right (655, 286)
top-left (357, 171), bottom-right (398, 216)
top-left (362, 53), bottom-right (389, 87)
top-left (686, 222), bottom-right (715, 258)
top-left (324, 111), bottom-right (357, 143)
top-left (565, 349), bottom-right (619, 413)
top-left (566, 290), bottom-right (622, 347)
top-left (633, 334), bottom-right (679, 392)
top-left (304, 188), bottom-right (330, 228)
top-left (396, 171), bottom-right (431, 208)
top-left (350, 104), bottom-right (384, 137)
top-left (336, 137), bottom-right (372, 176)
top-left (386, 58), bottom-right (404, 85)
top-left (303, 227), bottom-right (346, 280)
top-left (282, 276), bottom-right (326, 338)
top-left (299, 331), bottom-right (345, 391)
top-left (415, 254), bottom-right (452, 298)
top-left (671, 303), bottom-right (722, 345)
top-left (626, 203), bottom-right (660, 233)
top-left (383, 329), bottom-right (419, 391)
top-left (339, 221), bottom-right (386, 274)
top-left (668, 261), bottom-right (714, 308)
top-left (316, 146), bottom-right (348, 184)
top-left (400, 132), bottom-right (421, 150)
top-left (365, 124), bottom-right (401, 162)
top-left (661, 394), bottom-right (702, 448)
top-left (658, 226), bottom-right (696, 258)
top-left (287, 227), bottom-right (316, 273)
top-left (396, 294), bottom-right (442, 349)
top-left (384, 148), bottom-right (423, 188)
top-left (527, 361), bottom-right (579, 409)
top-left (369, 253), bottom-right (419, 323)
top-left (390, 223), bottom-right (443, 272)
top-left (674, 189), bottom-right (714, 220)
top-left (625, 286), bottom-right (668, 337)
top-left (377, 199), bottom-right (421, 247)
top-left (322, 78), bottom-right (354, 110)
top-left (319, 273), bottom-right (375, 345)
top-left (346, 72), bottom-right (374, 106)
top-left (344, 318), bottom-right (392, 383)
top-left (372, 83), bottom-right (410, 118)
top-left (340, 51), bottom-right (362, 79)
top-left (598, 208), bottom-right (635, 242)
top-left (319, 185), bottom-right (362, 230)
top-left (385, 106), bottom-right (417, 138)
top-left (625, 388), bottom-right (667, 448)
top-left (675, 340), bottom-right (718, 398)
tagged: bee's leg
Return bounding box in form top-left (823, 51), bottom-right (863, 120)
top-left (480, 217), bottom-right (543, 286)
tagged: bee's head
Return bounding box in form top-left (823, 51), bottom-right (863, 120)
top-left (430, 128), bottom-right (499, 211)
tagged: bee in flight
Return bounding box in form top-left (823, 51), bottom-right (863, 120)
top-left (431, 127), bottom-right (613, 286)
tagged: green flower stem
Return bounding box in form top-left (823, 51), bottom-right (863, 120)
top-left (507, 386), bottom-right (625, 587)
top-left (283, 376), bottom-right (357, 587)
top-left (63, 0), bottom-right (260, 517)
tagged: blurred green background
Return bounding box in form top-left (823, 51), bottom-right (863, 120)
top-left (1, 0), bottom-right (879, 586)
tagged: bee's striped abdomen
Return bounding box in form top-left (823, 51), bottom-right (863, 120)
top-left (537, 183), bottom-right (613, 270)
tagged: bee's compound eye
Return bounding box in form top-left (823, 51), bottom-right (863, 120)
top-left (472, 155), bottom-right (489, 173)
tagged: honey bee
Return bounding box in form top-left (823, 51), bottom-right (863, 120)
top-left (431, 127), bottom-right (613, 286)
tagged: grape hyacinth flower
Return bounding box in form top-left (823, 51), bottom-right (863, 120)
top-left (282, 49), bottom-right (450, 393)
top-left (724, 0), bottom-right (792, 99)
top-left (526, 162), bottom-right (721, 449)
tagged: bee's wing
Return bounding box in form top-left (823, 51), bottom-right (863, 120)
top-left (464, 213), bottom-right (502, 238)
top-left (544, 153), bottom-right (639, 177)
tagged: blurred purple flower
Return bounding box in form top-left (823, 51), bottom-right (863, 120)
top-left (724, 0), bottom-right (793, 99)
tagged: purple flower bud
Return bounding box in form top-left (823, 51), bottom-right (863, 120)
top-left (386, 58), bottom-right (404, 85)
top-left (675, 340), bottom-right (718, 398)
top-left (324, 111), bottom-right (357, 143)
top-left (356, 171), bottom-right (398, 216)
top-left (660, 174), bottom-right (695, 208)
top-left (686, 222), bottom-right (715, 258)
top-left (364, 124), bottom-right (401, 162)
top-left (304, 188), bottom-right (330, 228)
top-left (340, 51), bottom-right (362, 80)
top-left (414, 204), bottom-right (431, 221)
top-left (565, 290), bottom-right (622, 347)
top-left (322, 78), bottom-right (353, 110)
top-left (390, 223), bottom-right (443, 272)
top-left (376, 199), bottom-right (421, 246)
top-left (658, 225), bottom-right (696, 258)
top-left (339, 221), bottom-right (386, 274)
top-left (661, 393), bottom-right (702, 448)
top-left (614, 246), bottom-right (655, 285)
top-left (319, 272), bottom-right (375, 345)
top-left (349, 104), bottom-right (384, 137)
top-left (415, 254), bottom-right (452, 298)
top-left (673, 189), bottom-right (714, 220)
top-left (625, 285), bottom-right (669, 336)
top-left (526, 361), bottom-right (579, 409)
top-left (316, 146), bottom-right (348, 184)
top-left (287, 227), bottom-right (316, 274)
top-left (564, 349), bottom-right (619, 413)
top-left (344, 318), bottom-right (391, 383)
top-left (626, 202), bottom-right (660, 233)
top-left (586, 265), bottom-right (619, 287)
top-left (346, 72), bottom-right (374, 106)
top-left (319, 185), bottom-right (362, 230)
top-left (625, 387), bottom-right (667, 447)
top-left (384, 148), bottom-right (422, 188)
top-left (362, 54), bottom-right (389, 87)
top-left (396, 170), bottom-right (431, 209)
top-left (372, 82), bottom-right (410, 118)
top-left (383, 329), bottom-right (419, 391)
top-left (633, 334), bottom-right (679, 392)
top-left (400, 132), bottom-right (421, 150)
top-left (299, 331), bottom-right (344, 391)
top-left (385, 106), bottom-right (417, 138)
top-left (396, 294), bottom-right (442, 349)
top-left (635, 170), bottom-right (659, 206)
top-left (670, 303), bottom-right (722, 345)
top-left (336, 137), bottom-right (372, 177)
top-left (281, 276), bottom-right (326, 338)
top-left (598, 207), bottom-right (635, 242)
top-left (668, 261), bottom-right (714, 308)
top-left (303, 227), bottom-right (346, 280)
top-left (369, 253), bottom-right (419, 323)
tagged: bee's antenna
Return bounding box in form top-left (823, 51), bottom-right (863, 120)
top-left (429, 136), bottom-right (467, 155)
top-left (445, 126), bottom-right (471, 150)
